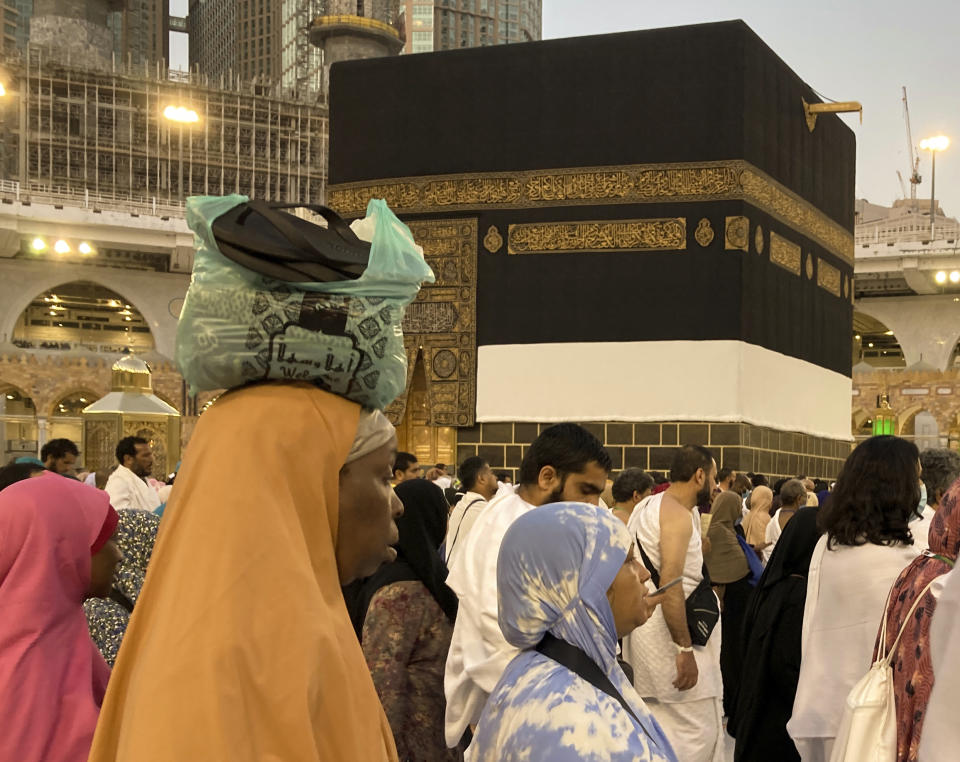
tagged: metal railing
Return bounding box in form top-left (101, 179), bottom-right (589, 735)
top-left (0, 180), bottom-right (186, 219)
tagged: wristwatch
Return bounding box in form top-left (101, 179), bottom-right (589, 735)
top-left (674, 643), bottom-right (694, 653)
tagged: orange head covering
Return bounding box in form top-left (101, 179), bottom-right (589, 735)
top-left (743, 485), bottom-right (773, 547)
top-left (89, 383), bottom-right (399, 761)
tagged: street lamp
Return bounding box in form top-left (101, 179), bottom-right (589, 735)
top-left (920, 135), bottom-right (950, 240)
top-left (162, 105), bottom-right (199, 201)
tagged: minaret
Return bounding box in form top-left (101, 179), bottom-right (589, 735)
top-left (309, 0), bottom-right (404, 94)
top-left (29, 0), bottom-right (124, 69)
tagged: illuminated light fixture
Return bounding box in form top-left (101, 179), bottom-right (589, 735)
top-left (53, 239), bottom-right (70, 254)
top-left (884, 330), bottom-right (894, 336)
top-left (49, 310), bottom-right (56, 316)
top-left (163, 105), bottom-right (199, 123)
top-left (936, 270), bottom-right (948, 284)
top-left (78, 242), bottom-right (93, 254)
top-left (119, 309), bottom-right (132, 316)
top-left (124, 316), bottom-right (132, 321)
top-left (5, 394), bottom-right (14, 400)
top-left (0, 83), bottom-right (6, 97)
top-left (79, 397), bottom-right (87, 403)
top-left (951, 271), bottom-right (960, 283)
top-left (854, 334), bottom-right (862, 340)
top-left (868, 342), bottom-right (874, 348)
top-left (124, 304), bottom-right (131, 309)
top-left (873, 393), bottom-right (896, 436)
top-left (50, 294), bottom-right (59, 302)
top-left (920, 135), bottom-right (951, 152)
top-left (31, 237), bottom-right (46, 252)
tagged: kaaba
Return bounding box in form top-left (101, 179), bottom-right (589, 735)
top-left (327, 20), bottom-right (855, 479)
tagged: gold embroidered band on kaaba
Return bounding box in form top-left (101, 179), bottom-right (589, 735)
top-left (328, 160), bottom-right (853, 265)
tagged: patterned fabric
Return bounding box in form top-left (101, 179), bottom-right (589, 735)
top-left (362, 581), bottom-right (461, 762)
top-left (873, 479), bottom-right (960, 761)
top-left (469, 502), bottom-right (677, 762)
top-left (84, 509), bottom-right (160, 666)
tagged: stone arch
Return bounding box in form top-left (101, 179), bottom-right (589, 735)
top-left (851, 407), bottom-right (871, 434)
top-left (47, 386), bottom-right (106, 418)
top-left (853, 310), bottom-right (905, 368)
top-left (0, 380), bottom-right (39, 462)
top-left (897, 403), bottom-right (926, 436)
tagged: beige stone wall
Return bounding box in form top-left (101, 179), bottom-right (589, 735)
top-left (852, 368), bottom-right (960, 440)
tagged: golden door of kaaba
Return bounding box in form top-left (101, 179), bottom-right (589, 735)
top-left (395, 351), bottom-right (458, 468)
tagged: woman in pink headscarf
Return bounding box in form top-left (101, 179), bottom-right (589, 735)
top-left (0, 472), bottom-right (123, 762)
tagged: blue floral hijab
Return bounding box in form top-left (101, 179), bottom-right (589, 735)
top-left (469, 502), bottom-right (677, 762)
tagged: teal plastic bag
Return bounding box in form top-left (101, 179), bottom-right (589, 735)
top-left (176, 195), bottom-right (434, 409)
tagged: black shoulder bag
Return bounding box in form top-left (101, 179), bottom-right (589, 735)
top-left (635, 540), bottom-right (719, 647)
top-left (536, 633), bottom-right (650, 737)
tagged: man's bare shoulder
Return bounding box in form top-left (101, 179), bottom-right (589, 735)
top-left (659, 493), bottom-right (693, 531)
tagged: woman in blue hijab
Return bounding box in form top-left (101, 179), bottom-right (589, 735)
top-left (469, 502), bottom-right (677, 762)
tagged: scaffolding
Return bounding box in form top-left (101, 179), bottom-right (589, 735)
top-left (0, 45), bottom-right (330, 207)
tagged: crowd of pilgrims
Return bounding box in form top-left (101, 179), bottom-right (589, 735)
top-left (2, 382), bottom-right (960, 761)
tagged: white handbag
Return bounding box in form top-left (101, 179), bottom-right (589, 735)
top-left (830, 578), bottom-right (938, 762)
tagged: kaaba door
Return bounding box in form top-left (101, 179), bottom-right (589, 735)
top-left (395, 352), bottom-right (457, 469)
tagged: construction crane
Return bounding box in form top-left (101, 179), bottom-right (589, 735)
top-left (902, 86), bottom-right (922, 202)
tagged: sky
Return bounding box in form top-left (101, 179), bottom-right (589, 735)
top-left (168, 0), bottom-right (959, 215)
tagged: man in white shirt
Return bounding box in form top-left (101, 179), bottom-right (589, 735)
top-left (444, 456), bottom-right (498, 566)
top-left (443, 423), bottom-right (612, 748)
top-left (104, 436), bottom-right (161, 513)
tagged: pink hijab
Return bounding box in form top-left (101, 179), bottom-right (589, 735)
top-left (0, 472), bottom-right (118, 762)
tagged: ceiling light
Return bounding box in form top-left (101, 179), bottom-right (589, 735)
top-left (124, 316), bottom-right (132, 321)
top-left (854, 334), bottom-right (861, 340)
top-left (868, 342), bottom-right (874, 348)
top-left (31, 237), bottom-right (46, 251)
top-left (935, 271), bottom-right (948, 284)
top-left (53, 239), bottom-right (70, 254)
top-left (50, 295), bottom-right (58, 302)
top-left (79, 397), bottom-right (87, 403)
top-left (108, 300), bottom-right (119, 307)
top-left (951, 271), bottom-right (960, 284)
top-left (5, 394), bottom-right (13, 400)
top-left (49, 310), bottom-right (56, 316)
top-left (78, 242), bottom-right (93, 254)
top-left (884, 330), bottom-right (894, 336)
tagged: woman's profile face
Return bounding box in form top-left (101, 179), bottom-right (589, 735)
top-left (336, 437), bottom-right (403, 585)
top-left (87, 539), bottom-right (123, 599)
top-left (606, 547), bottom-right (654, 639)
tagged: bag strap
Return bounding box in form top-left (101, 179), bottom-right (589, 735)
top-left (635, 540), bottom-right (661, 589)
top-left (880, 577), bottom-right (940, 665)
top-left (536, 633), bottom-right (651, 739)
top-left (444, 497), bottom-right (485, 563)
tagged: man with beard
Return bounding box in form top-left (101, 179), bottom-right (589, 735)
top-left (443, 423), bottom-right (611, 749)
top-left (623, 444), bottom-right (723, 762)
top-left (104, 436), bottom-right (162, 513)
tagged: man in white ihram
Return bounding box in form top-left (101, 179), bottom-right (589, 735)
top-left (442, 423), bottom-right (611, 748)
top-left (623, 444), bottom-right (724, 762)
top-left (104, 435), bottom-right (161, 513)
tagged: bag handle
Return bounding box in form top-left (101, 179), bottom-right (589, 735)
top-left (879, 577), bottom-right (940, 665)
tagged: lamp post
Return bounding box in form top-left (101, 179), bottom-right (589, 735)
top-left (920, 136), bottom-right (950, 240)
top-left (162, 106), bottom-right (200, 201)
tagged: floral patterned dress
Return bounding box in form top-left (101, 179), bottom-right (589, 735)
top-left (362, 580), bottom-right (461, 762)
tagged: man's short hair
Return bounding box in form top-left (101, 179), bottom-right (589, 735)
top-left (393, 451), bottom-right (417, 474)
top-left (435, 463), bottom-right (447, 471)
top-left (780, 478), bottom-right (807, 507)
top-left (41, 438), bottom-right (79, 461)
top-left (459, 456), bottom-right (489, 491)
top-left (717, 466), bottom-right (734, 483)
top-left (920, 449), bottom-right (960, 504)
top-left (751, 473), bottom-right (769, 488)
top-left (669, 445), bottom-right (714, 483)
top-left (495, 470), bottom-right (512, 482)
top-left (611, 468), bottom-right (655, 503)
top-left (518, 423), bottom-right (612, 485)
top-left (116, 436), bottom-right (148, 465)
top-left (0, 462), bottom-right (45, 491)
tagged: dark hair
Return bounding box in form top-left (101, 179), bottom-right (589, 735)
top-left (0, 462), bottom-right (45, 491)
top-left (393, 451), bottom-right (417, 475)
top-left (819, 436), bottom-right (918, 548)
top-left (732, 473), bottom-right (752, 495)
top-left (116, 436), bottom-right (149, 465)
top-left (653, 473), bottom-right (669, 485)
top-left (813, 479), bottom-right (829, 493)
top-left (612, 468), bottom-right (655, 503)
top-left (41, 437), bottom-right (79, 462)
top-left (751, 473), bottom-right (768, 488)
top-left (518, 423), bottom-right (611, 485)
top-left (435, 463), bottom-right (447, 471)
top-left (495, 470), bottom-right (512, 482)
top-left (779, 479), bottom-right (807, 508)
top-left (772, 478), bottom-right (789, 496)
top-left (459, 456), bottom-right (489, 491)
top-left (920, 449), bottom-right (960, 505)
top-left (717, 466), bottom-right (734, 483)
top-left (668, 445), bottom-right (714, 483)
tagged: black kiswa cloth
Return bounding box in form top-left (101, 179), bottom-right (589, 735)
top-left (729, 506), bottom-right (822, 761)
top-left (343, 479), bottom-right (458, 640)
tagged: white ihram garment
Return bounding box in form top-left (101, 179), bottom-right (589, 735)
top-left (104, 465), bottom-right (161, 513)
top-left (443, 492), bottom-right (535, 747)
top-left (622, 493), bottom-right (723, 762)
top-left (788, 534), bottom-right (921, 761)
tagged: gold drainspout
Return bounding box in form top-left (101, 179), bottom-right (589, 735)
top-left (695, 218), bottom-right (715, 247)
top-left (818, 258), bottom-right (842, 297)
top-left (507, 218), bottom-right (686, 254)
top-left (328, 159), bottom-right (854, 264)
top-left (725, 216), bottom-right (749, 251)
top-left (387, 218), bottom-right (477, 428)
top-left (770, 231), bottom-right (802, 276)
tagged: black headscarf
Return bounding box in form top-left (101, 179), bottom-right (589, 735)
top-left (730, 506), bottom-right (823, 760)
top-left (343, 479), bottom-right (458, 639)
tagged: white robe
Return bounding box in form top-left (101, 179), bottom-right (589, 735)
top-left (788, 535), bottom-right (921, 759)
top-left (444, 491), bottom-right (488, 567)
top-left (104, 465), bottom-right (162, 513)
top-left (443, 492), bottom-right (534, 747)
